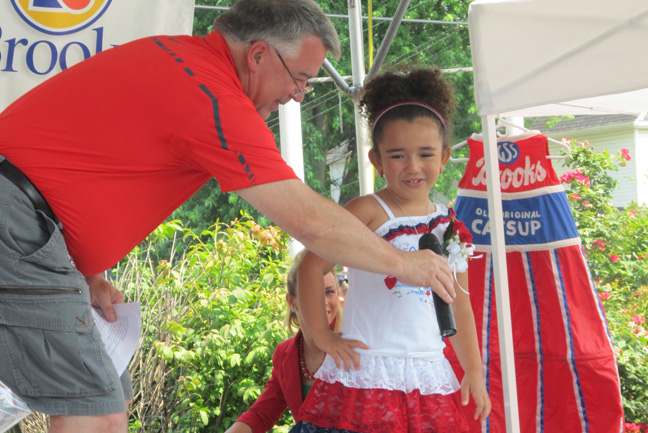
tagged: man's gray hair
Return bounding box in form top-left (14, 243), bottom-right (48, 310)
top-left (213, 0), bottom-right (341, 59)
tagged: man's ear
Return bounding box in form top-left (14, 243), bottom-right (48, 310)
top-left (247, 40), bottom-right (267, 72)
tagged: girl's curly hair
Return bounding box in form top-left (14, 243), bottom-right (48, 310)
top-left (360, 68), bottom-right (456, 152)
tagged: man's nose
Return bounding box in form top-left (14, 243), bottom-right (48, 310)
top-left (291, 90), bottom-right (306, 103)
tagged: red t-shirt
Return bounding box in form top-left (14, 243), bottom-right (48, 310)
top-left (0, 32), bottom-right (296, 275)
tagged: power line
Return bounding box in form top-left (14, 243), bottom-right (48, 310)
top-left (324, 13), bottom-right (466, 26)
top-left (390, 25), bottom-right (470, 67)
top-left (193, 4), bottom-right (467, 26)
top-left (268, 25), bottom-right (471, 131)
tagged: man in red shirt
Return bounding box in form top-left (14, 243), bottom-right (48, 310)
top-left (0, 0), bottom-right (456, 431)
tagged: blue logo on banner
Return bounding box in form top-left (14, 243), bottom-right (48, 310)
top-left (33, 0), bottom-right (63, 7)
top-left (455, 192), bottom-right (579, 246)
top-left (498, 141), bottom-right (520, 165)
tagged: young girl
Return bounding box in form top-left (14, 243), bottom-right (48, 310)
top-left (226, 250), bottom-right (346, 433)
top-left (292, 68), bottom-right (490, 433)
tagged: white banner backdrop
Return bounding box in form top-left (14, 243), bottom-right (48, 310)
top-left (0, 0), bottom-right (195, 111)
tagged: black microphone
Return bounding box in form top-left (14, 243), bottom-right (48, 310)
top-left (419, 233), bottom-right (457, 337)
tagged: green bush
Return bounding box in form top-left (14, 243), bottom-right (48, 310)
top-left (559, 139), bottom-right (648, 423)
top-left (115, 215), bottom-right (294, 432)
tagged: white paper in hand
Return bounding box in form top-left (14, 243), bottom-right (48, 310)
top-left (91, 302), bottom-right (142, 376)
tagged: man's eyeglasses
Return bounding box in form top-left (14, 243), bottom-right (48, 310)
top-left (272, 47), bottom-right (314, 98)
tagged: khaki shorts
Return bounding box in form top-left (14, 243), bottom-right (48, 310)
top-left (0, 172), bottom-right (132, 416)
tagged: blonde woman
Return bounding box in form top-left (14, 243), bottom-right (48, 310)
top-left (226, 250), bottom-right (343, 433)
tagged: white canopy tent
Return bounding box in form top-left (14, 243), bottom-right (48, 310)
top-left (467, 0), bottom-right (648, 430)
top-left (470, 0), bottom-right (648, 118)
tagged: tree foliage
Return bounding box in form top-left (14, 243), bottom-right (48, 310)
top-left (114, 215), bottom-right (294, 432)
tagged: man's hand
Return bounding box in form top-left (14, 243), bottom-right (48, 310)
top-left (395, 249), bottom-right (456, 304)
top-left (86, 274), bottom-right (124, 322)
top-left (237, 180), bottom-right (456, 301)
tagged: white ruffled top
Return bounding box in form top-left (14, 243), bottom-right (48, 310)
top-left (315, 195), bottom-right (460, 395)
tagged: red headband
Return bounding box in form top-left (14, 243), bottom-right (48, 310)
top-left (371, 101), bottom-right (446, 134)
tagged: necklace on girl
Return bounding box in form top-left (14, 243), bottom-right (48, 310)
top-left (387, 189), bottom-right (432, 237)
top-left (298, 333), bottom-right (324, 380)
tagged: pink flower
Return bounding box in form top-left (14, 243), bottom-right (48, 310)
top-left (560, 169), bottom-right (580, 183)
top-left (599, 291), bottom-right (611, 300)
top-left (621, 148), bottom-right (631, 161)
top-left (628, 210), bottom-right (637, 217)
top-left (593, 239), bottom-right (606, 251)
top-left (574, 174), bottom-right (590, 186)
top-left (639, 254), bottom-right (644, 260)
top-left (582, 200), bottom-right (591, 207)
top-left (609, 255), bottom-right (620, 262)
top-left (634, 315), bottom-right (645, 324)
top-left (570, 193), bottom-right (581, 201)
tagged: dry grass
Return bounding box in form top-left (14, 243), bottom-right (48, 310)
top-left (19, 412), bottom-right (48, 433)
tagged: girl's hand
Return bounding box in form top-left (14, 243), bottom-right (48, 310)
top-left (314, 331), bottom-right (369, 371)
top-left (460, 370), bottom-right (492, 421)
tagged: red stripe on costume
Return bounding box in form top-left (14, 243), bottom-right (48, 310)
top-left (382, 209), bottom-right (456, 242)
top-left (556, 246), bottom-right (623, 432)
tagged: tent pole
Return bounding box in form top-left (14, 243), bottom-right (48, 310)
top-left (365, 0), bottom-right (410, 81)
top-left (279, 100), bottom-right (306, 257)
top-left (347, 0), bottom-right (373, 195)
top-left (322, 59), bottom-right (353, 95)
top-left (482, 114), bottom-right (521, 433)
top-left (279, 100), bottom-right (305, 182)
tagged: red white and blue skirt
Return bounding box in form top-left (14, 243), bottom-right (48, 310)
top-left (295, 355), bottom-right (469, 433)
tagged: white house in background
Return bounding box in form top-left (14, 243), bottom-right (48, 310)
top-left (326, 139), bottom-right (351, 203)
top-left (530, 114), bottom-right (648, 208)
